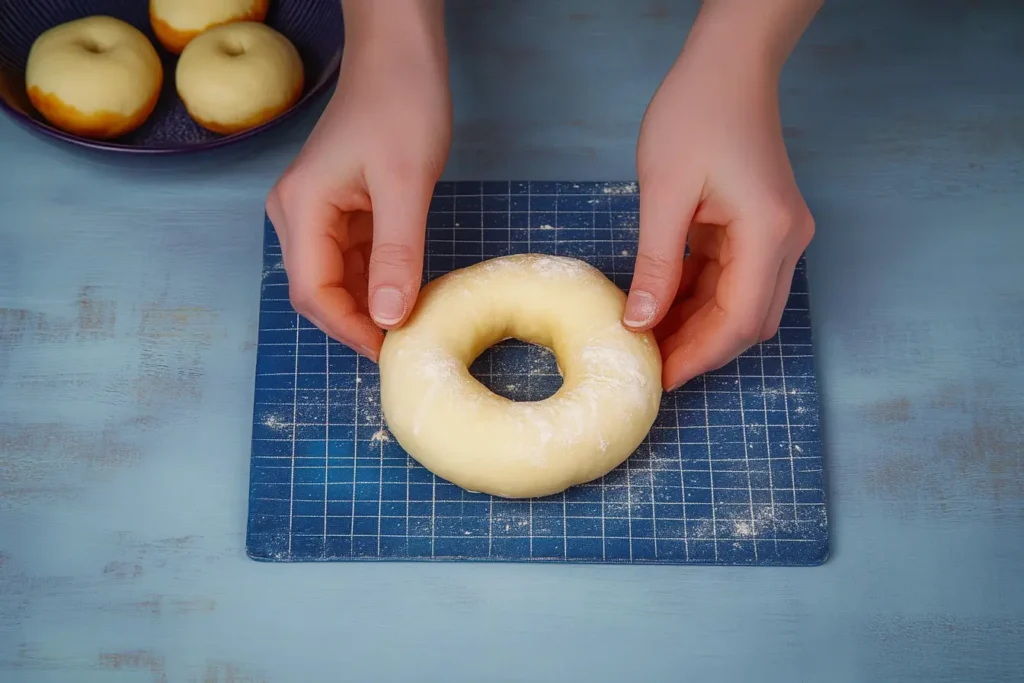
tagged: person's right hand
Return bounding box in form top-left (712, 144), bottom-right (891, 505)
top-left (265, 1), bottom-right (451, 361)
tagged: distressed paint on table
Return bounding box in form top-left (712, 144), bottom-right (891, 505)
top-left (1, 1), bottom-right (1022, 682)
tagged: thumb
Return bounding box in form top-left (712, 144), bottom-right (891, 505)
top-left (366, 180), bottom-right (430, 328)
top-left (624, 179), bottom-right (699, 330)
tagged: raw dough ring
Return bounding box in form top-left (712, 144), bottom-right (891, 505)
top-left (379, 254), bottom-right (663, 499)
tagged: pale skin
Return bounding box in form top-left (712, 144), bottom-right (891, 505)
top-left (266, 0), bottom-right (822, 391)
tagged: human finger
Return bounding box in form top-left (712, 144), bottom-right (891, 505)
top-left (623, 177), bottom-right (701, 330)
top-left (759, 210), bottom-right (815, 341)
top-left (278, 201), bottom-right (384, 359)
top-left (365, 176), bottom-right (432, 328)
top-left (653, 255), bottom-right (714, 345)
top-left (660, 226), bottom-right (783, 390)
top-left (758, 253), bottom-right (800, 343)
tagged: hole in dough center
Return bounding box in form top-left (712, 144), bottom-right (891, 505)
top-left (468, 339), bottom-right (564, 402)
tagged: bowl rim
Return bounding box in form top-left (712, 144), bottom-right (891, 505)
top-left (0, 48), bottom-right (341, 155)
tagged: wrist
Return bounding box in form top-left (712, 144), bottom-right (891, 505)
top-left (341, 0), bottom-right (447, 62)
top-left (682, 0), bottom-right (822, 80)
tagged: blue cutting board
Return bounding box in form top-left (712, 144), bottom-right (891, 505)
top-left (246, 181), bottom-right (829, 565)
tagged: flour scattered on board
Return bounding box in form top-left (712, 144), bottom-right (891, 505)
top-left (358, 389), bottom-right (382, 426)
top-left (687, 518), bottom-right (715, 539)
top-left (538, 223), bottom-right (556, 231)
top-left (370, 429), bottom-right (391, 443)
top-left (263, 414), bottom-right (287, 431)
top-left (602, 182), bottom-right (638, 195)
top-left (732, 520), bottom-right (754, 538)
top-left (261, 260), bottom-right (286, 280)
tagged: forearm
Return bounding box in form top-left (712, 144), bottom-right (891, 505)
top-left (341, 0), bottom-right (446, 59)
top-left (684, 0), bottom-right (822, 79)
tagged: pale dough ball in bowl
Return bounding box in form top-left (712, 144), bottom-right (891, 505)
top-left (149, 0), bottom-right (269, 54)
top-left (379, 254), bottom-right (664, 499)
top-left (175, 21), bottom-right (304, 135)
top-left (25, 15), bottom-right (163, 140)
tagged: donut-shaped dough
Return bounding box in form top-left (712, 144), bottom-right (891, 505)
top-left (149, 0), bottom-right (269, 54)
top-left (175, 22), bottom-right (304, 134)
top-left (25, 16), bottom-right (163, 140)
top-left (379, 254), bottom-right (663, 499)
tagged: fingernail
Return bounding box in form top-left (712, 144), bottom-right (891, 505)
top-left (371, 287), bottom-right (405, 326)
top-left (623, 290), bottom-right (658, 328)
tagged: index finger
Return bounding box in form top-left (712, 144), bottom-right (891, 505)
top-left (660, 224), bottom-right (782, 390)
top-left (280, 204), bottom-right (384, 360)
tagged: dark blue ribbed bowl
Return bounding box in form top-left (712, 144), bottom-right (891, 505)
top-left (0, 0), bottom-right (342, 153)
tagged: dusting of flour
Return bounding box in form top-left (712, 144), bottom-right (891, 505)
top-left (409, 348), bottom-right (463, 436)
top-left (602, 182), bottom-right (638, 195)
top-left (477, 253), bottom-right (597, 280)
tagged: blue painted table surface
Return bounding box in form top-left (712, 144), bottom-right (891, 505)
top-left (1, 1), bottom-right (1021, 681)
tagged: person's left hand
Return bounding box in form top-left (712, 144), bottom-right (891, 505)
top-left (624, 34), bottom-right (815, 392)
